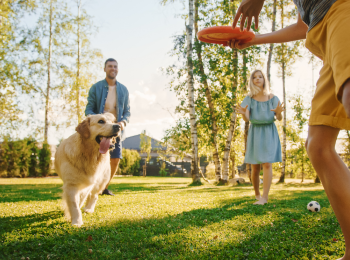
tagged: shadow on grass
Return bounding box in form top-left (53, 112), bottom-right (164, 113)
top-left (281, 183), bottom-right (322, 188)
top-left (0, 185), bottom-right (343, 260)
top-left (0, 211), bottom-right (63, 237)
top-left (108, 182), bottom-right (192, 193)
top-left (0, 180), bottom-right (191, 204)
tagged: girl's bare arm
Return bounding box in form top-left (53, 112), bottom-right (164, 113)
top-left (275, 113), bottom-right (282, 121)
top-left (242, 109), bottom-right (250, 122)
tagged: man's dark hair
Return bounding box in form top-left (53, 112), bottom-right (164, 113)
top-left (105, 58), bottom-right (118, 67)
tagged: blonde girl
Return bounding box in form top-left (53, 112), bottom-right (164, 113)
top-left (237, 70), bottom-right (284, 205)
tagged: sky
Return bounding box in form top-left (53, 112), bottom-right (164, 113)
top-left (49, 0), bottom-right (323, 145)
top-left (52, 0), bottom-right (186, 144)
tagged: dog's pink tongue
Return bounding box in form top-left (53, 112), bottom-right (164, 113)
top-left (99, 137), bottom-right (111, 154)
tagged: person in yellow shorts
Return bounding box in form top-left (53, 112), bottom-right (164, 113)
top-left (229, 0), bottom-right (350, 259)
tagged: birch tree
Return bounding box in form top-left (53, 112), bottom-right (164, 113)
top-left (27, 0), bottom-right (70, 142)
top-left (186, 0), bottom-right (201, 184)
top-left (290, 95), bottom-right (310, 182)
top-left (0, 0), bottom-right (36, 135)
top-left (265, 0), bottom-right (277, 85)
top-left (162, 0), bottom-right (260, 183)
top-left (221, 49), bottom-right (239, 182)
top-left (140, 130), bottom-right (152, 177)
top-left (59, 0), bottom-right (103, 125)
top-left (274, 0), bottom-right (301, 183)
top-left (194, 0), bottom-right (222, 181)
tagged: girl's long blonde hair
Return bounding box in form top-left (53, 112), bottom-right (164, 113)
top-left (247, 69), bottom-right (271, 97)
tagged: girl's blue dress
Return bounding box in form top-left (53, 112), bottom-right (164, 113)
top-left (241, 95), bottom-right (282, 164)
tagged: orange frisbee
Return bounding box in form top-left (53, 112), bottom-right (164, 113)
top-left (197, 26), bottom-right (255, 46)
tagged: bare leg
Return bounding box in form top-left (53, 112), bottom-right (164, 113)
top-left (105, 158), bottom-right (120, 190)
top-left (306, 125), bottom-right (350, 260)
top-left (251, 164), bottom-right (261, 200)
top-left (254, 163), bottom-right (272, 205)
top-left (341, 78), bottom-right (350, 116)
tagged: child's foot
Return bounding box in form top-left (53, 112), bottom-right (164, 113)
top-left (253, 197), bottom-right (268, 205)
top-left (255, 195), bottom-right (261, 200)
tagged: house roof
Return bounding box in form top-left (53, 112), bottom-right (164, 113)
top-left (122, 134), bottom-right (166, 151)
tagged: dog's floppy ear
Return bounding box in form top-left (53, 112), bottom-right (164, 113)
top-left (76, 117), bottom-right (90, 139)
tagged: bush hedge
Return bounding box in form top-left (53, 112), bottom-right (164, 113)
top-left (117, 149), bottom-right (141, 176)
top-left (0, 138), bottom-right (52, 178)
top-left (0, 139), bottom-right (140, 177)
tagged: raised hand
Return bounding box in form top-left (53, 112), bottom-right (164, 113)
top-left (232, 0), bottom-right (265, 31)
top-left (227, 36), bottom-right (258, 50)
top-left (271, 101), bottom-right (285, 115)
top-left (236, 105), bottom-right (248, 115)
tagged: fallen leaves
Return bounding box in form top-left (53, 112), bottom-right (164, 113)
top-left (213, 235), bottom-right (218, 239)
top-left (86, 235), bottom-right (93, 242)
top-left (291, 219), bottom-right (298, 222)
top-left (88, 249), bottom-right (92, 254)
top-left (332, 238), bottom-right (338, 242)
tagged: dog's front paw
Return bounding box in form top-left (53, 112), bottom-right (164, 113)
top-left (83, 207), bottom-right (95, 213)
top-left (71, 219), bottom-right (83, 227)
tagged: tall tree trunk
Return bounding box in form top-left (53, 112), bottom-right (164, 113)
top-left (278, 4), bottom-right (286, 183)
top-left (231, 132), bottom-right (238, 178)
top-left (231, 156), bottom-right (236, 178)
top-left (242, 50), bottom-right (251, 181)
top-left (222, 50), bottom-right (238, 182)
top-left (279, 60), bottom-right (287, 183)
top-left (194, 0), bottom-right (221, 180)
top-left (76, 0), bottom-right (82, 123)
top-left (301, 142), bottom-right (304, 183)
top-left (44, 0), bottom-right (53, 143)
top-left (186, 0), bottom-right (200, 183)
top-left (266, 0), bottom-right (277, 85)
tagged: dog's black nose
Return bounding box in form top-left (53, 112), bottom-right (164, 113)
top-left (113, 124), bottom-right (120, 132)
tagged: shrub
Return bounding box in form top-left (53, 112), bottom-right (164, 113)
top-left (28, 140), bottom-right (40, 177)
top-left (205, 162), bottom-right (216, 180)
top-left (0, 138), bottom-right (35, 178)
top-left (159, 162), bottom-right (168, 177)
top-left (0, 138), bottom-right (53, 178)
top-left (38, 142), bottom-right (51, 177)
top-left (117, 149), bottom-right (141, 175)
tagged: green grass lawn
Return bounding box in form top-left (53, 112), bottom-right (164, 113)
top-left (0, 177), bottom-right (344, 260)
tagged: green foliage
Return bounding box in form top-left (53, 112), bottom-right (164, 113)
top-left (0, 177), bottom-right (345, 259)
top-left (0, 0), bottom-right (37, 136)
top-left (343, 131), bottom-right (350, 167)
top-left (38, 142), bottom-right (51, 177)
top-left (0, 138), bottom-right (55, 178)
top-left (159, 162), bottom-right (169, 177)
top-left (140, 130), bottom-right (152, 163)
top-left (1, 0), bottom-right (102, 141)
top-left (117, 149), bottom-right (141, 176)
top-left (57, 0), bottom-right (103, 124)
top-left (29, 141), bottom-right (40, 177)
top-left (285, 95), bottom-right (314, 180)
top-left (163, 0), bottom-right (262, 165)
top-left (205, 162), bottom-right (216, 179)
top-left (0, 137), bottom-right (38, 178)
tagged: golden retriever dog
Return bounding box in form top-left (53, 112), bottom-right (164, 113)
top-left (55, 113), bottom-right (121, 227)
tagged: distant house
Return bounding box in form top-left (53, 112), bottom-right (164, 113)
top-left (122, 134), bottom-right (192, 163)
top-left (122, 134), bottom-right (197, 174)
